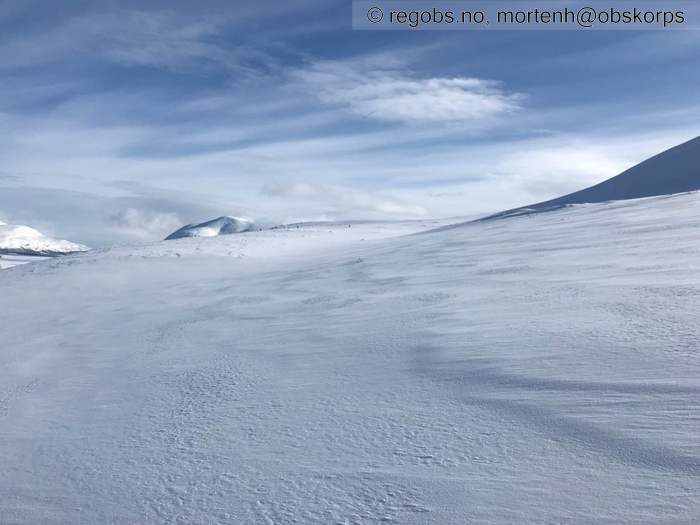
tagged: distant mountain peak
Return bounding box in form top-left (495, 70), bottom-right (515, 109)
top-left (165, 216), bottom-right (254, 240)
top-left (0, 223), bottom-right (89, 256)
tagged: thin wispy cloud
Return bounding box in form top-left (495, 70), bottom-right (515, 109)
top-left (294, 61), bottom-right (523, 124)
top-left (0, 8), bottom-right (287, 79)
top-left (261, 181), bottom-right (427, 220)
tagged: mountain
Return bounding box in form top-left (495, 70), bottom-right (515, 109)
top-left (0, 222), bottom-right (89, 256)
top-left (485, 135), bottom-right (700, 219)
top-left (165, 216), bottom-right (254, 240)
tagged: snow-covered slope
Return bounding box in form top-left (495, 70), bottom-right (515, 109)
top-left (0, 222), bottom-right (88, 256)
top-left (103, 219), bottom-right (455, 262)
top-left (486, 135), bottom-right (700, 219)
top-left (165, 215), bottom-right (254, 240)
top-left (0, 254), bottom-right (51, 270)
top-left (1, 192), bottom-right (699, 523)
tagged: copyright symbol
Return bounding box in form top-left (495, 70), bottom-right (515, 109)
top-left (577, 7), bottom-right (595, 28)
top-left (367, 6), bottom-right (383, 23)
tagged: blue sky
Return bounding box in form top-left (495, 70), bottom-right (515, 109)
top-left (1, 0), bottom-right (699, 245)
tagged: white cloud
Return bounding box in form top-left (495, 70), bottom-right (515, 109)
top-left (378, 131), bottom-right (700, 218)
top-left (293, 61), bottom-right (523, 124)
top-left (261, 182), bottom-right (427, 220)
top-left (110, 208), bottom-right (183, 241)
top-left (500, 146), bottom-right (631, 199)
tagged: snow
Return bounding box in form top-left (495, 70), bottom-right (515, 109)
top-left (1, 193), bottom-right (700, 523)
top-left (165, 215), bottom-right (255, 240)
top-left (0, 223), bottom-right (89, 257)
top-left (101, 219), bottom-right (456, 262)
top-left (0, 253), bottom-right (50, 269)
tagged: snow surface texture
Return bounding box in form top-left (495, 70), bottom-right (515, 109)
top-left (1, 192), bottom-right (699, 524)
top-left (487, 135), bottom-right (700, 219)
top-left (0, 223), bottom-right (88, 256)
top-left (165, 215), bottom-right (255, 240)
top-left (0, 253), bottom-right (50, 269)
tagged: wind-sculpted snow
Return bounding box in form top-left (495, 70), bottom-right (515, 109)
top-left (1, 194), bottom-right (699, 523)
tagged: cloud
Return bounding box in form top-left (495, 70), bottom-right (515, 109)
top-left (261, 181), bottom-right (427, 221)
top-left (2, 3), bottom-right (699, 243)
top-left (95, 12), bottom-right (225, 70)
top-left (109, 208), bottom-right (183, 241)
top-left (500, 146), bottom-right (630, 199)
top-left (0, 9), bottom-right (284, 78)
top-left (0, 184), bottom-right (231, 246)
top-left (293, 61), bottom-right (524, 124)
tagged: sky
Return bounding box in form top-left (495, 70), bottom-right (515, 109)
top-left (1, 0), bottom-right (699, 246)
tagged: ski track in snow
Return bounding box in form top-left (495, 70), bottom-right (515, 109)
top-left (1, 194), bottom-right (700, 523)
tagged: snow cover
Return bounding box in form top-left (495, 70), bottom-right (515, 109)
top-left (1, 191), bottom-right (700, 523)
top-left (165, 215), bottom-right (255, 240)
top-left (0, 223), bottom-right (88, 256)
top-left (103, 219), bottom-right (455, 262)
top-left (0, 253), bottom-right (50, 270)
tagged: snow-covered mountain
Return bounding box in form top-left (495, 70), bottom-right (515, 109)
top-left (0, 222), bottom-right (88, 256)
top-left (165, 215), bottom-right (254, 240)
top-left (486, 135), bottom-right (700, 219)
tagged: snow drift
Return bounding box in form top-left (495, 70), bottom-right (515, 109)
top-left (165, 215), bottom-right (254, 240)
top-left (0, 222), bottom-right (88, 256)
top-left (486, 135), bottom-right (700, 219)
